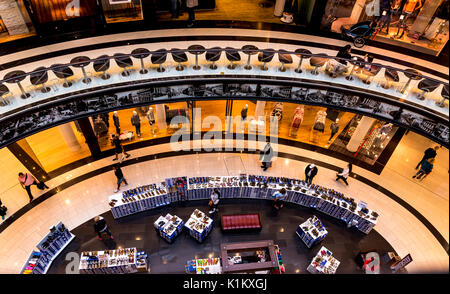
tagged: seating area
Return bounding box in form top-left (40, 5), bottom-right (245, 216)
top-left (221, 213), bottom-right (262, 232)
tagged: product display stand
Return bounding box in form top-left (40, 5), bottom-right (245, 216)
top-left (78, 247), bottom-right (148, 274)
top-left (108, 175), bottom-right (379, 234)
top-left (185, 257), bottom-right (222, 274)
top-left (184, 209), bottom-right (214, 243)
top-left (21, 222), bottom-right (75, 274)
top-left (272, 245), bottom-right (285, 274)
top-left (296, 216), bottom-right (328, 248)
top-left (307, 246), bottom-right (340, 274)
top-left (165, 177), bottom-right (188, 202)
top-left (154, 213), bottom-right (184, 243)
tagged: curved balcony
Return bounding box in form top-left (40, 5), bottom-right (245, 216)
top-left (0, 41), bottom-right (449, 148)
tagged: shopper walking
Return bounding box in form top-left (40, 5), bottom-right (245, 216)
top-left (111, 134), bottom-right (131, 161)
top-left (18, 172), bottom-right (49, 202)
top-left (305, 164), bottom-right (318, 185)
top-left (93, 216), bottom-right (114, 240)
top-left (131, 111), bottom-right (141, 137)
top-left (186, 0), bottom-right (198, 27)
top-left (0, 199), bottom-right (7, 220)
top-left (415, 146), bottom-right (440, 170)
top-left (335, 163), bottom-right (352, 186)
top-left (260, 141), bottom-right (274, 172)
top-left (113, 165), bottom-right (128, 193)
top-left (208, 188), bottom-right (220, 214)
top-left (413, 158), bottom-right (434, 180)
top-left (272, 188), bottom-right (287, 210)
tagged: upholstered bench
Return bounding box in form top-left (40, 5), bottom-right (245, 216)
top-left (221, 213), bottom-right (262, 232)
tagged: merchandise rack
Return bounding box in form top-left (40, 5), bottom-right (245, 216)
top-left (273, 245), bottom-right (285, 274)
top-left (21, 222), bottom-right (75, 274)
top-left (184, 209), bottom-right (214, 243)
top-left (185, 258), bottom-right (222, 274)
top-left (296, 216), bottom-right (328, 248)
top-left (307, 246), bottom-right (341, 274)
top-left (154, 213), bottom-right (184, 243)
top-left (108, 175), bottom-right (378, 234)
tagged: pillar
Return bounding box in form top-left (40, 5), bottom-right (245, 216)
top-left (7, 141), bottom-right (48, 182)
top-left (254, 101), bottom-right (266, 119)
top-left (346, 116), bottom-right (376, 152)
top-left (155, 104), bottom-right (167, 131)
top-left (58, 123), bottom-right (81, 152)
top-left (0, 0), bottom-right (30, 35)
top-left (77, 118), bottom-right (101, 158)
top-left (411, 0), bottom-right (443, 35)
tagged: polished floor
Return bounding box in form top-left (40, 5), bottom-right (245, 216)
top-left (47, 200), bottom-right (396, 274)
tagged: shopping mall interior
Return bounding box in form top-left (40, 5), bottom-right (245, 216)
top-left (0, 0), bottom-right (448, 277)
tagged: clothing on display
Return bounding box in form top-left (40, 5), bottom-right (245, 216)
top-left (291, 105), bottom-right (305, 130)
top-left (329, 119), bottom-right (340, 141)
top-left (241, 105), bottom-right (248, 120)
top-left (113, 112), bottom-right (120, 134)
top-left (313, 110), bottom-right (327, 132)
top-left (146, 108), bottom-right (156, 125)
top-left (93, 117), bottom-right (108, 136)
top-left (131, 111), bottom-right (141, 137)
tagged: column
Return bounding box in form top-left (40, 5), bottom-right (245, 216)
top-left (77, 118), bottom-right (101, 158)
top-left (155, 104), bottom-right (167, 131)
top-left (58, 123), bottom-right (81, 152)
top-left (411, 0), bottom-right (442, 35)
top-left (0, 0), bottom-right (30, 35)
top-left (346, 116), bottom-right (376, 153)
top-left (254, 101), bottom-right (266, 119)
top-left (7, 141), bottom-right (49, 182)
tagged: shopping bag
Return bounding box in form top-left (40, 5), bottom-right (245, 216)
top-left (37, 182), bottom-right (47, 190)
top-left (208, 200), bottom-right (213, 207)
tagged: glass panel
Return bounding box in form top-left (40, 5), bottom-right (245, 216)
top-left (17, 122), bottom-right (91, 172)
top-left (29, 0), bottom-right (97, 23)
top-left (195, 100), bottom-right (227, 133)
top-left (0, 0), bottom-right (36, 43)
top-left (101, 0), bottom-right (143, 23)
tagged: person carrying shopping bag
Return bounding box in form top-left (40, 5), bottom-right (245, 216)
top-left (208, 188), bottom-right (220, 214)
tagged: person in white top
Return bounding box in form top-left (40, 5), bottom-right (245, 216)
top-left (209, 188), bottom-right (220, 214)
top-left (336, 163), bottom-right (352, 186)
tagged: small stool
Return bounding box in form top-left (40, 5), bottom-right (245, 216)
top-left (93, 55), bottom-right (111, 80)
top-left (382, 68), bottom-right (399, 89)
top-left (70, 56), bottom-right (92, 84)
top-left (188, 45), bottom-right (206, 70)
top-left (346, 56), bottom-right (364, 81)
top-left (131, 48), bottom-right (151, 74)
top-left (205, 47), bottom-right (222, 70)
top-left (258, 48), bottom-right (275, 71)
top-left (0, 83), bottom-right (10, 106)
top-left (51, 64), bottom-right (74, 88)
top-left (294, 48), bottom-right (311, 73)
top-left (114, 53), bottom-right (133, 77)
top-left (417, 79), bottom-right (439, 101)
top-left (241, 45), bottom-right (258, 70)
top-left (225, 47), bottom-right (241, 70)
top-left (437, 84), bottom-right (448, 108)
top-left (3, 70), bottom-right (30, 99)
top-left (278, 49), bottom-right (293, 72)
top-left (30, 67), bottom-right (51, 93)
top-left (151, 49), bottom-right (168, 72)
top-left (309, 53), bottom-right (328, 75)
top-left (401, 68), bottom-right (422, 94)
top-left (361, 64), bottom-right (381, 84)
top-left (171, 48), bottom-right (188, 71)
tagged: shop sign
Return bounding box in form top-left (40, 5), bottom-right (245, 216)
top-left (391, 254), bottom-right (412, 272)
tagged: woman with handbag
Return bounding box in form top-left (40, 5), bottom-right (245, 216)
top-left (18, 172), bottom-right (49, 202)
top-left (336, 163), bottom-right (352, 186)
top-left (208, 188), bottom-right (220, 214)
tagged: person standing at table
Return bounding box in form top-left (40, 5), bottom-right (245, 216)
top-left (186, 0), bottom-right (198, 27)
top-left (208, 188), bottom-right (221, 214)
top-left (272, 188), bottom-right (287, 210)
top-left (93, 216), bottom-right (114, 240)
top-left (305, 164), bottom-right (318, 185)
top-left (415, 146), bottom-right (440, 170)
top-left (18, 172), bottom-right (49, 202)
top-left (336, 163), bottom-right (352, 186)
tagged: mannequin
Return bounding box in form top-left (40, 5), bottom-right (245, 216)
top-left (93, 116), bottom-right (108, 137)
top-left (146, 107), bottom-right (156, 135)
top-left (131, 110), bottom-right (141, 137)
top-left (394, 0), bottom-right (424, 38)
top-left (313, 109), bottom-right (327, 133)
top-left (240, 104), bottom-right (248, 131)
top-left (290, 105), bottom-right (304, 137)
top-left (113, 111), bottom-right (120, 135)
top-left (328, 118), bottom-right (340, 143)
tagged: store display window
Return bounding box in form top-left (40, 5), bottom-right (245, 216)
top-left (320, 0), bottom-right (449, 56)
top-left (100, 0), bottom-right (143, 23)
top-left (0, 0), bottom-right (36, 43)
top-left (29, 0), bottom-right (97, 23)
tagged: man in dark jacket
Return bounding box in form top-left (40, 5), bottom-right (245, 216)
top-left (305, 164), bottom-right (318, 185)
top-left (94, 216), bottom-right (113, 240)
top-left (415, 146), bottom-right (440, 170)
top-left (260, 142), bottom-right (273, 171)
top-left (113, 165), bottom-right (128, 193)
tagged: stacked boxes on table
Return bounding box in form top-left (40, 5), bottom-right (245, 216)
top-left (307, 246), bottom-right (340, 274)
top-left (108, 175), bottom-right (379, 234)
top-left (21, 222), bottom-right (75, 274)
top-left (185, 258), bottom-right (222, 274)
top-left (154, 213), bottom-right (184, 243)
top-left (296, 216), bottom-right (328, 248)
top-left (79, 247), bottom-right (146, 274)
top-left (184, 209), bottom-right (214, 242)
top-left (109, 182), bottom-right (169, 219)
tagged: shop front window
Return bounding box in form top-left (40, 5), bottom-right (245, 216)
top-left (101, 0), bottom-right (143, 23)
top-left (321, 0), bottom-right (449, 56)
top-left (29, 0), bottom-right (97, 23)
top-left (0, 0), bottom-right (36, 43)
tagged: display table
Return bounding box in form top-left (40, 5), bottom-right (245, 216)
top-left (296, 216), bottom-right (328, 248)
top-left (78, 247), bottom-right (148, 274)
top-left (307, 246), bottom-right (340, 274)
top-left (109, 175), bottom-right (379, 234)
top-left (21, 222), bottom-right (75, 274)
top-left (154, 213), bottom-right (184, 243)
top-left (185, 258), bottom-right (222, 274)
top-left (184, 209), bottom-right (214, 243)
